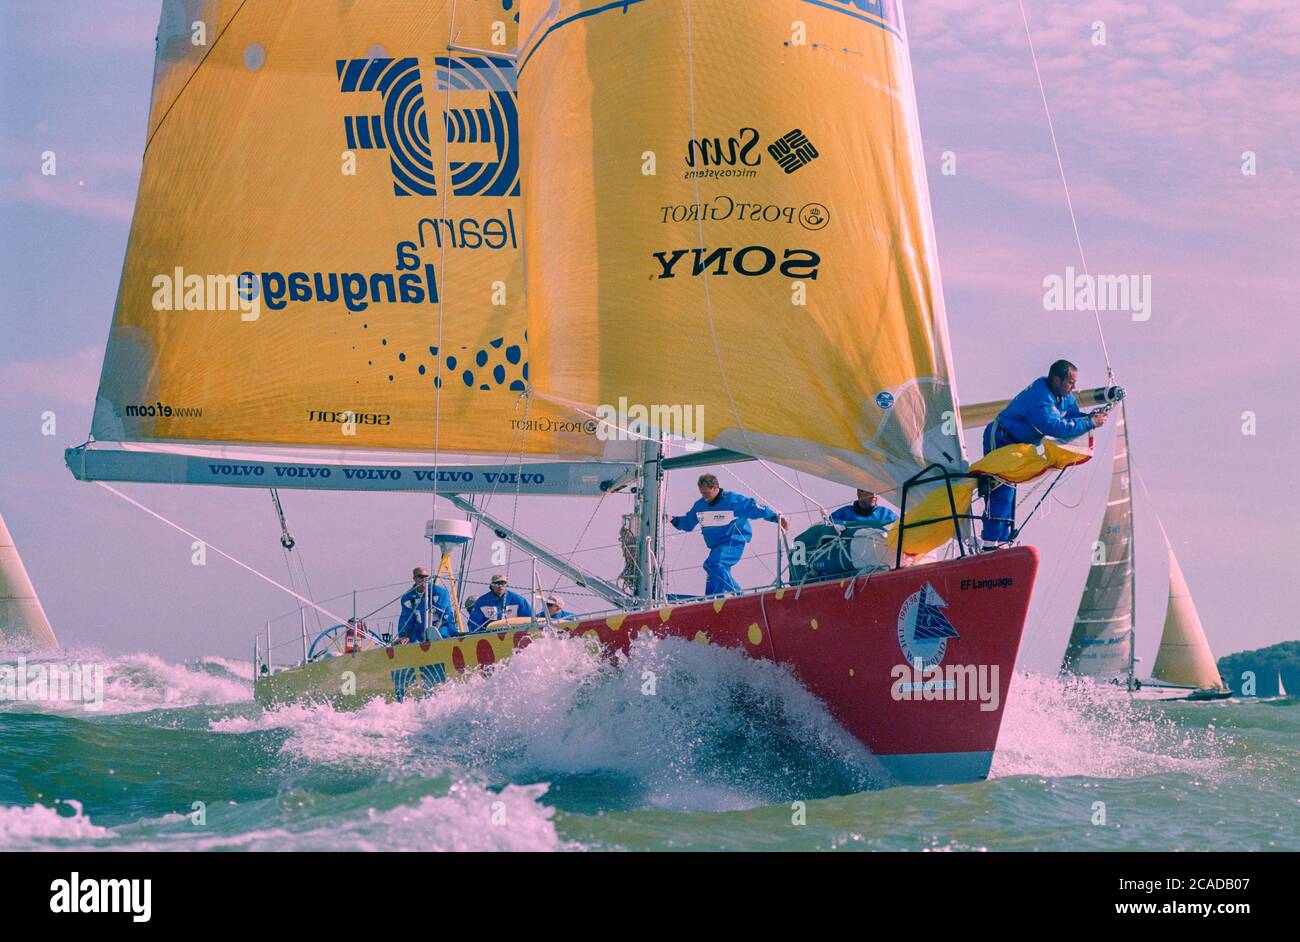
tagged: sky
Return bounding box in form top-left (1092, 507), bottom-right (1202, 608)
top-left (1, 0), bottom-right (1297, 672)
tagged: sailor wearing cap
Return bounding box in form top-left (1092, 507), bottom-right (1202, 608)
top-left (544, 595), bottom-right (577, 621)
top-left (398, 566), bottom-right (455, 642)
top-left (467, 573), bottom-right (534, 631)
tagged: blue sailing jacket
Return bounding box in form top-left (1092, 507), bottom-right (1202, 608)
top-left (994, 377), bottom-right (1093, 446)
top-left (671, 489), bottom-right (780, 548)
top-left (398, 582), bottom-right (454, 642)
top-left (468, 589), bottom-right (533, 631)
top-left (829, 502), bottom-right (899, 528)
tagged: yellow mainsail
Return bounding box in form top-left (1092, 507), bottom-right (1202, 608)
top-left (518, 0), bottom-right (963, 495)
top-left (92, 0), bottom-right (600, 459)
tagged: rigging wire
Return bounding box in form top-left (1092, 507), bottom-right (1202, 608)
top-left (269, 489), bottom-right (324, 634)
top-left (429, 0), bottom-right (462, 514)
top-left (95, 483), bottom-right (348, 626)
top-left (142, 0), bottom-right (252, 157)
top-left (1016, 0), bottom-right (1115, 381)
top-left (1008, 2), bottom-right (1135, 665)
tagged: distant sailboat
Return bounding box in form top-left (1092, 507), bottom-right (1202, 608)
top-left (1148, 541), bottom-right (1230, 698)
top-left (0, 511), bottom-right (58, 648)
top-left (1278, 671), bottom-right (1289, 699)
top-left (1061, 405), bottom-right (1229, 700)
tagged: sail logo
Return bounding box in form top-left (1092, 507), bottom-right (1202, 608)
top-left (767, 129), bottom-right (819, 174)
top-left (814, 0), bottom-right (901, 31)
top-left (896, 583), bottom-right (959, 670)
top-left (337, 54), bottom-right (519, 198)
top-left (658, 195), bottom-right (830, 231)
top-left (683, 128), bottom-right (820, 178)
top-left (652, 246), bottom-right (820, 280)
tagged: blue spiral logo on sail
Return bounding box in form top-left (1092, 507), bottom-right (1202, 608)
top-left (435, 55), bottom-right (519, 197)
top-left (337, 57), bottom-right (436, 197)
top-left (337, 54), bottom-right (518, 198)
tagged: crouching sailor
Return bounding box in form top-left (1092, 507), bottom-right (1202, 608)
top-left (982, 359), bottom-right (1109, 546)
top-left (670, 473), bottom-right (787, 596)
top-left (544, 595), bottom-right (576, 621)
top-left (468, 574), bottom-right (533, 630)
top-left (398, 566), bottom-right (455, 642)
top-left (830, 489), bottom-right (899, 529)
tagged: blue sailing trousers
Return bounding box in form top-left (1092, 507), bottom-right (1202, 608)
top-left (703, 541), bottom-right (745, 595)
top-left (981, 422), bottom-right (1016, 543)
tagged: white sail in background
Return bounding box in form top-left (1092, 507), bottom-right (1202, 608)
top-left (1061, 405), bottom-right (1133, 680)
top-left (1150, 544), bottom-right (1226, 691)
top-left (0, 511), bottom-right (57, 648)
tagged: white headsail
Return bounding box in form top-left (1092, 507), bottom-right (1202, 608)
top-left (0, 511), bottom-right (57, 648)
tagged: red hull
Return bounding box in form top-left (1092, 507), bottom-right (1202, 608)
top-left (558, 547), bottom-right (1038, 786)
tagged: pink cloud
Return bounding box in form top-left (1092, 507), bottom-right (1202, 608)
top-left (0, 171), bottom-right (134, 224)
top-left (0, 348), bottom-right (103, 409)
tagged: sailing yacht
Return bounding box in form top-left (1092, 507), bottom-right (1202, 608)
top-left (0, 511), bottom-right (57, 648)
top-left (64, 0), bottom-right (1086, 786)
top-left (1056, 405), bottom-right (1230, 701)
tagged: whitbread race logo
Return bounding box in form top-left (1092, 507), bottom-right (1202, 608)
top-left (895, 583), bottom-right (959, 670)
top-left (891, 583), bottom-right (1001, 710)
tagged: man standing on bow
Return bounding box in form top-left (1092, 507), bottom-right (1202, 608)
top-left (670, 473), bottom-right (787, 596)
top-left (981, 359), bottom-right (1109, 546)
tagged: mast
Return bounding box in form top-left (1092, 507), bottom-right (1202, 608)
top-left (1122, 403), bottom-right (1137, 691)
top-left (633, 437), bottom-right (664, 602)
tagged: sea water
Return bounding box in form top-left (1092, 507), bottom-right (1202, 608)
top-left (1, 635), bottom-right (1295, 851)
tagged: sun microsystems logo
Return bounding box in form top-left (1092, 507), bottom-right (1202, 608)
top-left (336, 54), bottom-right (519, 198)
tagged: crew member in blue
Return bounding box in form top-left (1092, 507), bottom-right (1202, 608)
top-left (670, 473), bottom-right (787, 596)
top-left (468, 574), bottom-right (533, 630)
top-left (397, 566), bottom-right (455, 642)
top-left (982, 359), bottom-right (1109, 545)
top-left (544, 595), bottom-right (577, 621)
top-left (830, 490), bottom-right (899, 528)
